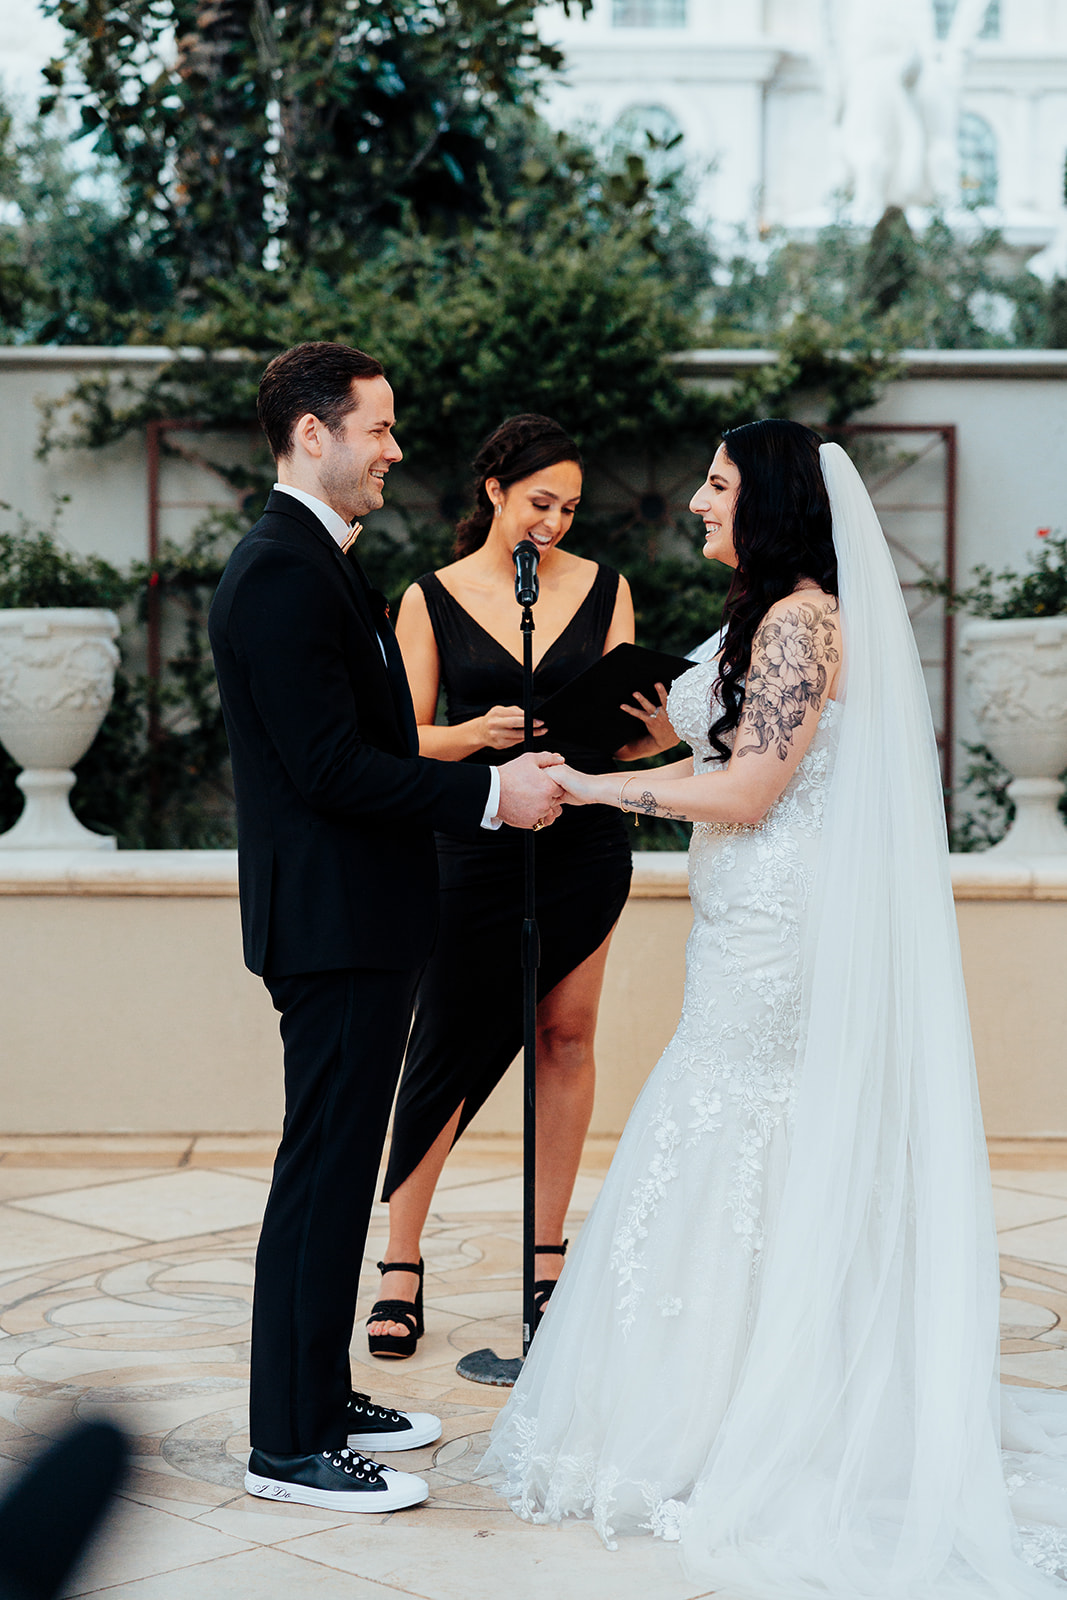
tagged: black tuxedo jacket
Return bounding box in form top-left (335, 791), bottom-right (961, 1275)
top-left (209, 490), bottom-right (491, 977)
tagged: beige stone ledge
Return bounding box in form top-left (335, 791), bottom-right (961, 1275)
top-left (628, 851), bottom-right (690, 896)
top-left (0, 1133), bottom-right (280, 1166)
top-left (0, 849), bottom-right (240, 896)
top-left (950, 855), bottom-right (1067, 900)
top-left (0, 1132), bottom-right (1062, 1170)
top-left (0, 1134), bottom-right (198, 1166)
top-left (2, 848), bottom-right (1061, 900)
top-left (0, 1132), bottom-right (624, 1172)
top-left (671, 348), bottom-right (1067, 381)
top-left (988, 1139), bottom-right (1067, 1170)
top-left (7, 345), bottom-right (1067, 381)
top-left (0, 345), bottom-right (252, 371)
top-left (631, 849), bottom-right (1067, 902)
top-left (0, 846), bottom-right (681, 898)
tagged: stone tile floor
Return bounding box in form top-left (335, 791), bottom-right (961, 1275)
top-left (2, 1135), bottom-right (1067, 1598)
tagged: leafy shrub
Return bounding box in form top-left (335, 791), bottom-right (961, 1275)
top-left (705, 208), bottom-right (1051, 353)
top-left (0, 503), bottom-right (131, 608)
top-left (934, 530), bottom-right (1067, 620)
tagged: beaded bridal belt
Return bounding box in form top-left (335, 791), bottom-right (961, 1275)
top-left (694, 818), bottom-right (766, 837)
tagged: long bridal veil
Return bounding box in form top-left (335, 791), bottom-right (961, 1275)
top-left (678, 443), bottom-right (1067, 1597)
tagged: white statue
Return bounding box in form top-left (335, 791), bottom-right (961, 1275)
top-left (822, 0), bottom-right (990, 222)
top-left (1026, 214), bottom-right (1067, 284)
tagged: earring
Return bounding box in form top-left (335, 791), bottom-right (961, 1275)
top-left (494, 504), bottom-right (502, 518)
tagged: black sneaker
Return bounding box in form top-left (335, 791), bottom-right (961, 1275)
top-left (345, 1391), bottom-right (441, 1452)
top-left (245, 1446), bottom-right (428, 1511)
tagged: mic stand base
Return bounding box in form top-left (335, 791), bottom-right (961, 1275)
top-left (454, 1348), bottom-right (523, 1387)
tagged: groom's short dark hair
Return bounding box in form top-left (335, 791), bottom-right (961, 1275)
top-left (257, 342), bottom-right (386, 462)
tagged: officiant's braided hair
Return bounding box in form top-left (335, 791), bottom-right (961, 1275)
top-left (454, 415), bottom-right (583, 557)
top-left (708, 419), bottom-right (838, 764)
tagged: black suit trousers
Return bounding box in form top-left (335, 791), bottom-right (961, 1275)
top-left (250, 965), bottom-right (420, 1453)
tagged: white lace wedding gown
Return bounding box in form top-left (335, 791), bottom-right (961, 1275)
top-left (483, 446), bottom-right (1067, 1599)
top-left (483, 659), bottom-right (841, 1544)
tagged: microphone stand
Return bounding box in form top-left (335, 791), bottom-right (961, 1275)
top-left (455, 543), bottom-right (540, 1387)
top-left (519, 591), bottom-right (538, 1363)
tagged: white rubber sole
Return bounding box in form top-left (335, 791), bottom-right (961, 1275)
top-left (347, 1412), bottom-right (441, 1452)
top-left (245, 1467), bottom-right (428, 1512)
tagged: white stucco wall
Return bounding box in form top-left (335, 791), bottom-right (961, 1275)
top-left (0, 349), bottom-right (251, 570)
top-left (863, 354), bottom-right (1067, 763)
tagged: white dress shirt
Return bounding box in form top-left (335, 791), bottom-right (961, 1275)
top-left (272, 483), bottom-right (500, 829)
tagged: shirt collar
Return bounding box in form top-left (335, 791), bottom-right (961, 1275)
top-left (272, 482), bottom-right (358, 551)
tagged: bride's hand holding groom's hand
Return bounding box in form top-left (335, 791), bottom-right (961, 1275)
top-left (554, 767), bottom-right (619, 807)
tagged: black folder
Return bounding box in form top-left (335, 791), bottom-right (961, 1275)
top-left (537, 642), bottom-right (697, 754)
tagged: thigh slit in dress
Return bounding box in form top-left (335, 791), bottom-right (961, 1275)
top-left (382, 564), bottom-right (634, 1200)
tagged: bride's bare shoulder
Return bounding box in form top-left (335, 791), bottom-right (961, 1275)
top-left (759, 588), bottom-right (839, 636)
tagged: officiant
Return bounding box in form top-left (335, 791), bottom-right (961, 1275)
top-left (366, 414), bottom-right (682, 1358)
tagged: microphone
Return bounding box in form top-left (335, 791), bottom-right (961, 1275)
top-left (513, 540), bottom-right (540, 606)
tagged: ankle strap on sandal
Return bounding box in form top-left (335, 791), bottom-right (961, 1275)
top-left (376, 1259), bottom-right (424, 1275)
top-left (534, 1239), bottom-right (569, 1256)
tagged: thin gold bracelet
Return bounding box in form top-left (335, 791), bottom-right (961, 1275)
top-left (618, 773), bottom-right (642, 825)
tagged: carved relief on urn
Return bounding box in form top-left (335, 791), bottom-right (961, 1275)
top-left (0, 608), bottom-right (121, 849)
top-left (960, 617), bottom-right (1067, 855)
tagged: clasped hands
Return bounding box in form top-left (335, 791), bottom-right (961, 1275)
top-left (494, 751), bottom-right (629, 831)
top-left (488, 681), bottom-right (674, 830)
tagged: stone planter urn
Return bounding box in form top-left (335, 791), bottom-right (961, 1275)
top-left (0, 608), bottom-right (121, 850)
top-left (960, 616), bottom-right (1067, 855)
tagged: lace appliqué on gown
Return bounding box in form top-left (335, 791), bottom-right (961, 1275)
top-left (484, 661), bottom-right (843, 1548)
top-left (609, 666), bottom-right (836, 1334)
top-left (1020, 1529), bottom-right (1067, 1583)
top-left (1007, 1463), bottom-right (1067, 1581)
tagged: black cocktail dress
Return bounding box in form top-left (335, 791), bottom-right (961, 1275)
top-left (381, 563), bottom-right (634, 1199)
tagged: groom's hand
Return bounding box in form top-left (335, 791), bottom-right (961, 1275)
top-left (496, 751), bottom-right (566, 830)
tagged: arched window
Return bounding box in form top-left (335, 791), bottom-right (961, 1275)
top-left (611, 105), bottom-right (685, 179)
top-left (612, 0), bottom-right (686, 25)
top-left (959, 112), bottom-right (998, 207)
top-left (932, 0), bottom-right (1000, 40)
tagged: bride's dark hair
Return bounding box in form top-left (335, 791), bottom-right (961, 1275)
top-left (454, 414), bottom-right (583, 558)
top-left (708, 418), bottom-right (838, 763)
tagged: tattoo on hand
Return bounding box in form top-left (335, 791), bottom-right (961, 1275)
top-left (736, 601), bottom-right (840, 762)
top-left (621, 789), bottom-right (692, 822)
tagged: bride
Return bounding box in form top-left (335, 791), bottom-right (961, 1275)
top-left (481, 421), bottom-right (1067, 1597)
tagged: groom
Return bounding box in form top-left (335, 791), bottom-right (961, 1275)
top-left (209, 341), bottom-right (563, 1512)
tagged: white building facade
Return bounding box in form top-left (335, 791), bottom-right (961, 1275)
top-left (537, 0), bottom-right (1067, 249)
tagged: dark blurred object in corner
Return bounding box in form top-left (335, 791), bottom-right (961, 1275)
top-left (0, 1421), bottom-right (126, 1599)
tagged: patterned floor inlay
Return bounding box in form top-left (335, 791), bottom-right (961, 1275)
top-left (0, 1148), bottom-right (1064, 1597)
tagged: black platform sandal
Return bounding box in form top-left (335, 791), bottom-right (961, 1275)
top-left (533, 1240), bottom-right (568, 1330)
top-left (366, 1259), bottom-right (425, 1360)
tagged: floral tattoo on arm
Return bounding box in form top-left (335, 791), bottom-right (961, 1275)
top-left (736, 601), bottom-right (840, 762)
top-left (619, 789), bottom-right (693, 822)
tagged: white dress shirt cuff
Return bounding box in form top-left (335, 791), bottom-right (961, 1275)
top-left (480, 766), bottom-right (502, 831)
